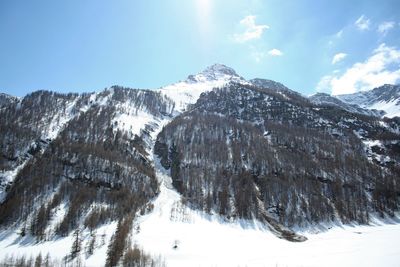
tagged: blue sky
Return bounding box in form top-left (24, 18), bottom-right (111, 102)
top-left (1, 0), bottom-right (400, 97)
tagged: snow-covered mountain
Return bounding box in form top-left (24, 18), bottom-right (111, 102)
top-left (337, 84), bottom-right (400, 118)
top-left (0, 65), bottom-right (400, 267)
top-left (309, 92), bottom-right (385, 117)
top-left (159, 64), bottom-right (248, 112)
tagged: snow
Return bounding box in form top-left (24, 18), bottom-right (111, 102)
top-left (355, 133), bottom-right (387, 163)
top-left (0, 222), bottom-right (117, 266)
top-left (45, 98), bottom-right (78, 140)
top-left (363, 139), bottom-right (381, 148)
top-left (132, 218), bottom-right (400, 267)
top-left (0, 162), bottom-right (28, 202)
top-left (353, 129), bottom-right (394, 164)
top-left (370, 99), bottom-right (400, 118)
top-left (158, 65), bottom-right (248, 112)
top-left (85, 223), bottom-right (118, 267)
top-left (336, 86), bottom-right (400, 119)
top-left (2, 208), bottom-right (400, 267)
top-left (79, 89), bottom-right (113, 113)
top-left (112, 110), bottom-right (155, 137)
top-left (159, 79), bottom-right (232, 112)
top-left (0, 230), bottom-right (74, 261)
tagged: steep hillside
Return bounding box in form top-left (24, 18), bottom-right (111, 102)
top-left (0, 86), bottom-right (175, 265)
top-left (0, 90), bottom-right (89, 200)
top-left (155, 82), bottom-right (400, 227)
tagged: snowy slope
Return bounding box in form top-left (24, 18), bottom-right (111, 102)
top-left (369, 99), bottom-right (400, 118)
top-left (0, 93), bottom-right (81, 200)
top-left (337, 84), bottom-right (400, 118)
top-left (310, 93), bottom-right (385, 117)
top-left (0, 221), bottom-right (118, 266)
top-left (158, 64), bottom-right (248, 112)
top-left (0, 90), bottom-right (105, 199)
top-left (0, 88), bottom-right (175, 200)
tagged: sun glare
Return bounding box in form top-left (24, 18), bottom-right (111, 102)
top-left (195, 0), bottom-right (213, 45)
top-left (195, 0), bottom-right (212, 14)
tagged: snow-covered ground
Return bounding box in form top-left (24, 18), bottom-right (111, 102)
top-left (1, 206), bottom-right (400, 267)
top-left (0, 222), bottom-right (117, 266)
top-left (133, 216), bottom-right (400, 267)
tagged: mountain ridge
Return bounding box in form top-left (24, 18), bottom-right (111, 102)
top-left (336, 84), bottom-right (400, 118)
top-left (309, 92), bottom-right (385, 117)
top-left (4, 65), bottom-right (399, 119)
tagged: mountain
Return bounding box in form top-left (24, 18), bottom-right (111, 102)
top-left (0, 65), bottom-right (399, 266)
top-left (309, 92), bottom-right (385, 117)
top-left (337, 84), bottom-right (400, 118)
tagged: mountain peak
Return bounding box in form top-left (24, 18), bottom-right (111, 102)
top-left (187, 63), bottom-right (240, 83)
top-left (202, 63), bottom-right (238, 76)
top-left (160, 64), bottom-right (246, 112)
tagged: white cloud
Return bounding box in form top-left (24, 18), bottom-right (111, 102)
top-left (332, 53), bottom-right (347, 64)
top-left (233, 15), bottom-right (269, 43)
top-left (316, 43), bottom-right (400, 95)
top-left (335, 29), bottom-right (343, 38)
top-left (328, 29), bottom-right (344, 47)
top-left (268, 49), bottom-right (283, 56)
top-left (378, 21), bottom-right (395, 35)
top-left (251, 50), bottom-right (265, 63)
top-left (355, 15), bottom-right (370, 31)
top-left (316, 75), bottom-right (334, 93)
top-left (250, 47), bottom-right (283, 62)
